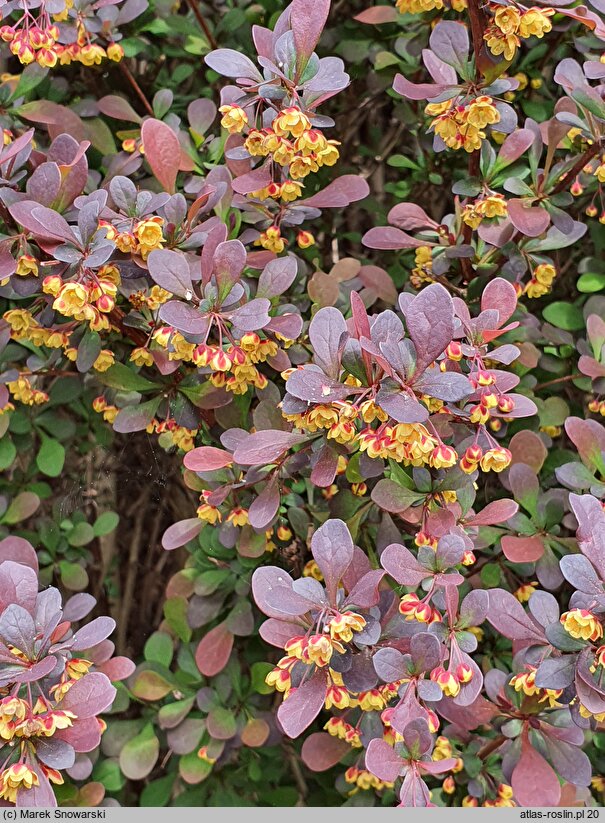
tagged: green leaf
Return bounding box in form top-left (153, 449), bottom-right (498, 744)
top-left (92, 758), bottom-right (125, 792)
top-left (67, 521), bottom-right (95, 546)
top-left (144, 632), bottom-right (174, 666)
top-left (164, 597), bottom-right (192, 642)
top-left (140, 775), bottom-right (175, 807)
top-left (59, 561), bottom-right (89, 591)
top-left (131, 669), bottom-right (174, 700)
top-left (119, 724), bottom-right (160, 780)
top-left (542, 302), bottom-right (585, 331)
top-left (480, 563), bottom-right (501, 587)
top-left (577, 272), bottom-right (605, 293)
top-left (93, 511), bottom-right (119, 536)
top-left (0, 436), bottom-right (16, 471)
top-left (2, 491), bottom-right (40, 524)
top-left (387, 154), bottom-right (421, 171)
top-left (251, 662), bottom-right (274, 695)
top-left (9, 63), bottom-right (48, 101)
top-left (36, 435), bottom-right (65, 478)
top-left (96, 363), bottom-right (157, 392)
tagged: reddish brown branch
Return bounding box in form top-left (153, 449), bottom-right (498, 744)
top-left (478, 734), bottom-right (506, 760)
top-left (118, 61), bottom-right (154, 118)
top-left (534, 373), bottom-right (581, 391)
top-left (550, 143), bottom-right (600, 196)
top-left (183, 0), bottom-right (218, 50)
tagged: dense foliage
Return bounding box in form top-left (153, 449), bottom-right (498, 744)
top-left (0, 0), bottom-right (603, 808)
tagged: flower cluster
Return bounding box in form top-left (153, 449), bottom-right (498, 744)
top-left (484, 4), bottom-right (554, 62)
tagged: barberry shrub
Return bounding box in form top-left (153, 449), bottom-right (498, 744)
top-left (0, 0), bottom-right (603, 809)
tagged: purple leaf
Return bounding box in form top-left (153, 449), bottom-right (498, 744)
top-left (508, 199), bottom-right (550, 237)
top-left (486, 588), bottom-right (545, 642)
top-left (301, 175), bottom-right (369, 208)
top-left (375, 385), bottom-right (429, 423)
top-left (534, 656), bottom-right (576, 690)
top-left (291, 0), bottom-right (330, 71)
top-left (565, 418), bottom-right (605, 473)
top-left (286, 368), bottom-right (351, 403)
top-left (404, 283), bottom-right (454, 374)
top-left (388, 203), bottom-right (437, 231)
top-left (496, 129), bottom-right (535, 167)
top-left (230, 298), bottom-right (271, 331)
top-left (301, 733), bottom-right (349, 771)
top-left (311, 519), bottom-right (354, 602)
top-left (35, 737), bottom-right (75, 770)
top-left (232, 430), bottom-right (307, 465)
top-left (68, 616), bottom-right (116, 650)
top-left (60, 672), bottom-right (117, 718)
top-left (569, 493), bottom-right (605, 578)
top-left (161, 518), bottom-right (203, 551)
top-left (393, 73), bottom-right (451, 101)
top-left (371, 479), bottom-right (424, 514)
top-left (0, 536), bottom-right (38, 572)
top-left (148, 249), bottom-right (194, 299)
top-left (113, 398), bottom-right (161, 434)
top-left (373, 647), bottom-right (409, 682)
top-left (362, 226), bottom-right (426, 250)
top-left (464, 499), bottom-right (518, 526)
top-left (195, 622), bottom-right (234, 677)
top-left (381, 543), bottom-right (430, 587)
top-left (309, 307), bottom-right (347, 379)
top-left (345, 570), bottom-right (385, 609)
top-left (204, 49), bottom-right (263, 81)
top-left (310, 443), bottom-right (340, 488)
top-left (256, 256), bottom-right (298, 299)
top-left (158, 301), bottom-right (209, 335)
top-left (512, 736), bottom-right (561, 807)
top-left (413, 370), bottom-right (471, 401)
top-left (365, 738), bottom-right (402, 783)
top-left (141, 118), bottom-right (180, 193)
top-left (231, 165), bottom-right (273, 195)
top-left (277, 671), bottom-right (327, 738)
top-left (248, 476), bottom-right (280, 529)
top-left (252, 567), bottom-right (311, 619)
top-left (559, 554), bottom-right (602, 595)
top-left (184, 446), bottom-right (233, 472)
top-left (480, 277), bottom-right (518, 325)
top-left (501, 535), bottom-right (545, 563)
top-left (428, 20), bottom-right (469, 70)
top-left (459, 590), bottom-right (489, 627)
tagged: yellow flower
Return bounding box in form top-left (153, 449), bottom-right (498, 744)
top-left (534, 263), bottom-right (556, 285)
top-left (484, 26), bottom-right (519, 61)
top-left (130, 347), bottom-right (154, 367)
top-left (296, 230), bottom-right (314, 248)
top-left (480, 447), bottom-right (511, 473)
top-left (226, 507), bottom-right (249, 527)
top-left (53, 282), bottom-right (89, 315)
top-left (218, 105), bottom-right (248, 134)
top-left (561, 609), bottom-right (603, 642)
top-left (476, 194), bottom-right (507, 219)
top-left (78, 43), bottom-right (106, 66)
top-left (0, 764), bottom-right (39, 803)
top-left (106, 42), bottom-right (124, 62)
top-left (273, 107), bottom-right (311, 138)
top-left (256, 225), bottom-right (285, 253)
top-left (135, 216), bottom-right (164, 250)
top-left (281, 181), bottom-right (303, 202)
top-left (466, 96), bottom-right (500, 130)
top-left (494, 6), bottom-right (521, 34)
top-left (518, 8), bottom-right (554, 39)
top-left (93, 350), bottom-right (115, 372)
top-left (15, 254), bottom-right (38, 277)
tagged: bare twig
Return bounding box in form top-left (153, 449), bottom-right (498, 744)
top-left (478, 734), bottom-right (507, 760)
top-left (551, 144), bottom-right (601, 196)
top-left (534, 373), bottom-right (581, 391)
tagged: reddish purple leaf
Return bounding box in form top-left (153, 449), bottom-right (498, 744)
top-left (277, 672), bottom-right (327, 738)
top-left (184, 446), bottom-right (233, 472)
top-left (311, 519), bottom-right (354, 602)
top-left (480, 277), bottom-right (518, 325)
top-left (141, 118), bottom-right (180, 193)
top-left (393, 72), bottom-right (451, 101)
top-left (195, 622), bottom-right (234, 677)
top-left (508, 199), bottom-right (550, 237)
top-left (362, 226), bottom-right (427, 250)
top-left (162, 518), bottom-right (203, 551)
top-left (365, 738), bottom-right (402, 783)
top-left (301, 733), bottom-right (350, 771)
top-left (232, 430), bottom-right (307, 465)
top-left (354, 5), bottom-right (399, 23)
top-left (291, 0), bottom-right (330, 70)
top-left (512, 735), bottom-right (561, 807)
top-left (60, 672), bottom-right (116, 718)
top-left (301, 175), bottom-right (369, 208)
top-left (97, 95), bottom-right (142, 123)
top-left (464, 499), bottom-right (518, 526)
top-left (487, 588), bottom-right (545, 641)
